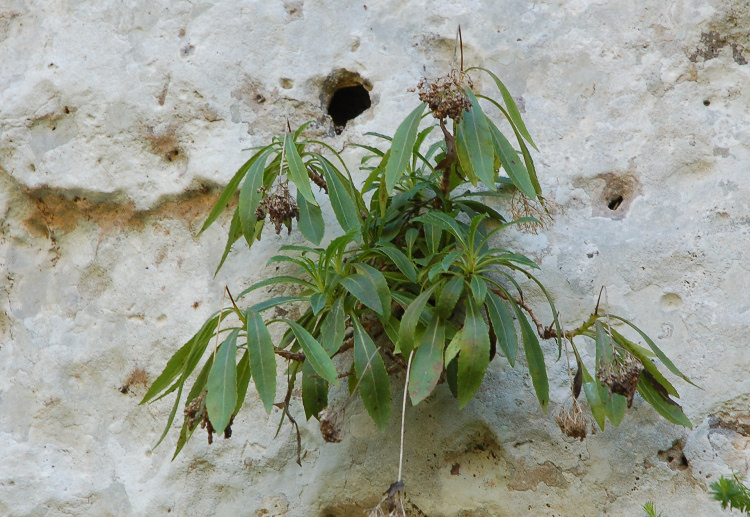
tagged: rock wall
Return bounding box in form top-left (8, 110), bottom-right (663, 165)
top-left (1, 1), bottom-right (749, 516)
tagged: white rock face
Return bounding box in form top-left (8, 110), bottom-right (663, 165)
top-left (1, 0), bottom-right (749, 515)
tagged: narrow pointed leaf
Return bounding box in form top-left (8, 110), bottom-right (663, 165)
top-left (285, 321), bottom-right (339, 385)
top-left (154, 384), bottom-right (183, 450)
top-left (285, 134), bottom-right (317, 205)
top-left (604, 393), bottom-right (628, 426)
top-left (457, 298), bottom-right (491, 408)
top-left (409, 314), bottom-right (446, 405)
top-left (611, 328), bottom-right (678, 397)
top-left (297, 190), bottom-right (324, 244)
top-left (488, 120), bottom-right (536, 199)
top-left (514, 305), bottom-right (548, 411)
top-left (215, 209), bottom-right (244, 275)
top-left (246, 311), bottom-right (277, 413)
top-left (206, 329), bottom-right (239, 434)
top-left (610, 316), bottom-right (697, 387)
top-left (485, 291), bottom-right (518, 366)
top-left (445, 328), bottom-right (462, 365)
top-left (352, 317), bottom-right (391, 431)
top-left (310, 293), bottom-right (327, 316)
top-left (353, 263), bottom-right (391, 322)
top-left (384, 103), bottom-right (427, 193)
top-left (468, 67), bottom-right (537, 150)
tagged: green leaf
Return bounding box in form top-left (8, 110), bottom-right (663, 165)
top-left (234, 351), bottom-right (252, 414)
top-left (488, 120), bottom-right (536, 199)
top-left (141, 341), bottom-right (193, 405)
top-left (310, 293), bottom-right (327, 316)
top-left (297, 190), bottom-right (325, 244)
top-left (605, 392), bottom-right (628, 426)
top-left (441, 250), bottom-right (464, 272)
top-left (384, 103), bottom-right (427, 193)
top-left (469, 275), bottom-right (487, 305)
top-left (409, 314), bottom-right (446, 405)
top-left (352, 317), bottom-right (391, 431)
top-left (425, 221), bottom-right (442, 255)
top-left (437, 275), bottom-right (463, 319)
top-left (468, 67), bottom-right (537, 150)
top-left (320, 298), bottom-right (346, 355)
top-left (302, 359), bottom-right (328, 420)
top-left (237, 276), bottom-right (315, 299)
top-left (513, 304), bottom-right (548, 411)
top-left (317, 157), bottom-right (362, 239)
top-left (155, 384), bottom-right (183, 450)
top-left (457, 297), bottom-right (491, 408)
top-left (444, 328), bottom-right (462, 365)
top-left (353, 263), bottom-right (391, 322)
top-left (610, 316), bottom-right (697, 388)
top-left (206, 329), bottom-right (239, 434)
top-left (418, 212), bottom-right (467, 246)
top-left (455, 200), bottom-right (506, 223)
top-left (238, 150), bottom-right (271, 246)
top-left (246, 311), bottom-right (277, 413)
top-left (484, 291), bottom-right (518, 366)
top-left (198, 144), bottom-right (274, 235)
top-left (398, 284), bottom-right (438, 358)
top-left (638, 371), bottom-right (692, 427)
top-left (285, 320), bottom-right (339, 385)
top-left (247, 296), bottom-right (308, 313)
top-left (285, 133), bottom-right (317, 205)
top-left (457, 89), bottom-right (496, 190)
top-left (376, 245), bottom-right (417, 282)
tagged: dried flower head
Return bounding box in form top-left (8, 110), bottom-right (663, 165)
top-left (318, 408), bottom-right (344, 443)
top-left (598, 352), bottom-right (643, 408)
top-left (555, 399), bottom-right (588, 441)
top-left (415, 70), bottom-right (473, 122)
top-left (307, 166), bottom-right (328, 193)
top-left (184, 391), bottom-right (234, 443)
top-left (509, 193), bottom-right (557, 233)
top-left (255, 182), bottom-right (300, 235)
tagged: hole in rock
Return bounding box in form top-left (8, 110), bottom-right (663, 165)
top-left (608, 195), bottom-right (624, 211)
top-left (328, 84), bottom-right (371, 132)
top-left (703, 99), bottom-right (711, 106)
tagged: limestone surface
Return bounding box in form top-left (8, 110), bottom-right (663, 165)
top-left (1, 0), bottom-right (749, 516)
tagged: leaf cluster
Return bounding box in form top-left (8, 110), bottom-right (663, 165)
top-left (711, 474), bottom-right (750, 515)
top-left (142, 67), bottom-right (693, 458)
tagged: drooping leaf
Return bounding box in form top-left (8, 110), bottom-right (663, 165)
top-left (468, 67), bottom-right (537, 150)
top-left (424, 221), bottom-right (442, 255)
top-left (297, 191), bottom-right (325, 245)
top-left (246, 311), bottom-right (277, 413)
top-left (610, 316), bottom-right (697, 388)
top-left (238, 150), bottom-right (271, 246)
top-left (285, 133), bottom-right (317, 205)
top-left (302, 359), bottom-right (328, 420)
top-left (514, 304), bottom-right (548, 411)
top-left (285, 320), bottom-right (339, 385)
top-left (457, 89), bottom-right (496, 190)
top-left (444, 328), bottom-right (462, 365)
top-left (488, 120), bottom-right (536, 199)
top-left (198, 144), bottom-right (275, 235)
top-left (638, 371), bottom-right (692, 427)
top-left (384, 103), bottom-right (427, 193)
top-left (352, 317), bottom-right (391, 431)
top-left (437, 275), bottom-right (464, 319)
top-left (398, 284), bottom-right (438, 358)
top-left (155, 384), bottom-right (183, 450)
top-left (604, 392), bottom-right (628, 426)
top-left (484, 291), bottom-right (518, 366)
top-left (611, 327), bottom-right (678, 397)
top-left (206, 329), bottom-right (239, 434)
top-left (215, 209), bottom-right (244, 275)
top-left (457, 297), bottom-right (491, 408)
top-left (409, 313), bottom-right (446, 405)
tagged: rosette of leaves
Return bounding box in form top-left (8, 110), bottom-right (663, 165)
top-left (142, 66), bottom-right (693, 459)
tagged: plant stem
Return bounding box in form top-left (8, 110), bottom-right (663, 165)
top-left (398, 350), bottom-right (415, 482)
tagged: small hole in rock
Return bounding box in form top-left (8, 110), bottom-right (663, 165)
top-left (608, 195), bottom-right (623, 210)
top-left (703, 99), bottom-right (710, 106)
top-left (328, 84), bottom-right (371, 133)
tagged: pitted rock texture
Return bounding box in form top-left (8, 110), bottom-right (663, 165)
top-left (1, 1), bottom-right (749, 516)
